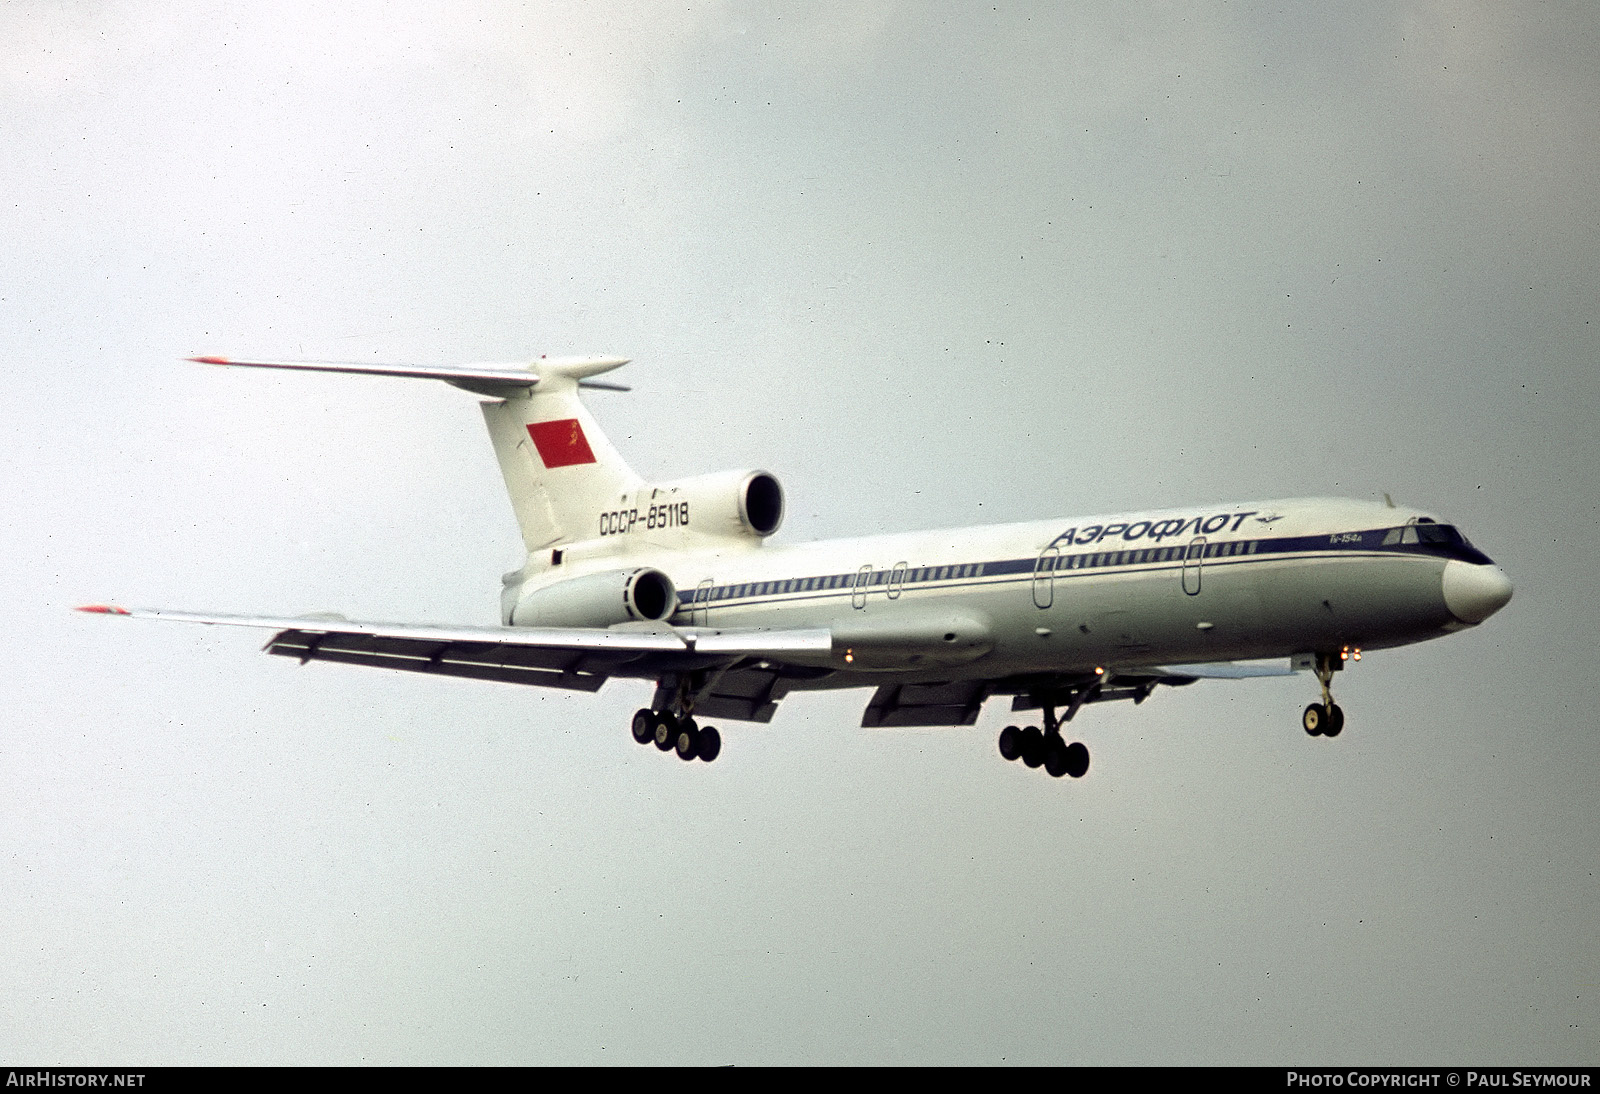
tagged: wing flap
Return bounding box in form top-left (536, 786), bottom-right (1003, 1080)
top-left (266, 632), bottom-right (610, 691)
top-left (648, 665), bottom-right (820, 724)
top-left (862, 680), bottom-right (991, 728)
top-left (79, 606), bottom-right (841, 698)
top-left (1151, 660), bottom-right (1299, 679)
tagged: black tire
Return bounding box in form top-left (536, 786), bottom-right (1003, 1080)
top-left (998, 725), bottom-right (1022, 761)
top-left (631, 708), bottom-right (655, 745)
top-left (675, 725), bottom-right (700, 761)
top-left (1021, 726), bottom-right (1045, 768)
top-left (1063, 741), bottom-right (1090, 779)
top-left (1323, 704), bottom-right (1345, 738)
top-left (1302, 703), bottom-right (1325, 737)
top-left (653, 713), bottom-right (677, 751)
top-left (696, 726), bottom-right (722, 762)
top-left (1044, 736), bottom-right (1069, 778)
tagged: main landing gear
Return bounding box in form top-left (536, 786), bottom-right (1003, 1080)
top-left (1302, 650), bottom-right (1353, 738)
top-left (632, 708), bottom-right (721, 763)
top-left (997, 698), bottom-right (1090, 780)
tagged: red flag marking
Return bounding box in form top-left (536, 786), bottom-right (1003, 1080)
top-left (527, 418), bottom-right (597, 468)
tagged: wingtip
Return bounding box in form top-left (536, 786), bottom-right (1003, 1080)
top-left (76, 604), bottom-right (131, 615)
top-left (188, 355), bottom-right (231, 365)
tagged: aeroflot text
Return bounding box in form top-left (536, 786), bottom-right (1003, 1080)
top-left (1056, 512), bottom-right (1259, 546)
top-left (1287, 1077), bottom-right (1590, 1089)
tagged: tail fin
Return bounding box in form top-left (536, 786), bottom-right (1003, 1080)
top-left (480, 357), bottom-right (642, 551)
top-left (189, 353), bottom-right (640, 553)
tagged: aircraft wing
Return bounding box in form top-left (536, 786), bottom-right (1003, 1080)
top-left (77, 605), bottom-right (830, 693)
top-left (1151, 660), bottom-right (1300, 679)
top-left (77, 607), bottom-right (1301, 727)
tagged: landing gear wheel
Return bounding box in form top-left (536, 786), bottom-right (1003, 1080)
top-left (1323, 704), bottom-right (1344, 738)
top-left (998, 725), bottom-right (1022, 761)
top-left (1043, 735), bottom-right (1069, 778)
top-left (631, 708), bottom-right (655, 745)
top-left (675, 723), bottom-right (700, 761)
top-left (653, 713), bottom-right (677, 751)
top-left (1063, 741), bottom-right (1090, 779)
top-left (1020, 726), bottom-right (1045, 768)
top-left (696, 726), bottom-right (721, 762)
top-left (1303, 703), bottom-right (1326, 737)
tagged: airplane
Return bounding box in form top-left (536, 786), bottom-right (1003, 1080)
top-left (80, 354), bottom-right (1514, 780)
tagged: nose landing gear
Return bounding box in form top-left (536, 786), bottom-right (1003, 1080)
top-left (1302, 650), bottom-right (1352, 738)
top-left (1302, 701), bottom-right (1344, 738)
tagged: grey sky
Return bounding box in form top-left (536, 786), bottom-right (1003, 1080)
top-left (4, 1), bottom-right (1596, 1064)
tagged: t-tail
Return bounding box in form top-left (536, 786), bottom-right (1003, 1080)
top-left (191, 354), bottom-right (642, 553)
top-left (477, 357), bottom-right (643, 552)
top-left (189, 354), bottom-right (784, 565)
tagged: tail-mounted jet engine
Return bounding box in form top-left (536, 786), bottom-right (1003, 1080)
top-left (639, 469), bottom-right (785, 540)
top-left (510, 567), bottom-right (677, 628)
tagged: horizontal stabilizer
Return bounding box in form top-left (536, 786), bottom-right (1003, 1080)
top-left (190, 355), bottom-right (630, 396)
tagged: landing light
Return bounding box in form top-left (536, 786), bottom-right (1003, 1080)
top-left (844, 648), bottom-right (854, 663)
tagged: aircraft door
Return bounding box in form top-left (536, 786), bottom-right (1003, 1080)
top-left (1182, 536), bottom-right (1206, 595)
top-left (1033, 546), bottom-right (1060, 609)
top-left (852, 564), bottom-right (874, 609)
top-left (887, 562), bottom-right (907, 600)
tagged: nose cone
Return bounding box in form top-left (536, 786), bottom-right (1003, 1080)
top-left (1442, 561), bottom-right (1514, 624)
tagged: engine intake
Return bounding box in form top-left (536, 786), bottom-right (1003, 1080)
top-left (643, 468), bottom-right (784, 540)
top-left (740, 471), bottom-right (784, 536)
top-left (510, 567), bottom-right (677, 628)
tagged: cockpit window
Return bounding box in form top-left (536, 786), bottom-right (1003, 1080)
top-left (1381, 523), bottom-right (1491, 564)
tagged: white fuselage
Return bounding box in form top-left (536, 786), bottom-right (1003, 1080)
top-left (509, 496), bottom-right (1509, 686)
